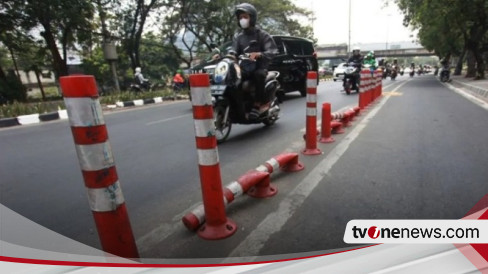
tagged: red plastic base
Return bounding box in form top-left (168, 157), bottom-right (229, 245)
top-left (331, 121), bottom-right (345, 134)
top-left (302, 148), bottom-right (322, 155)
top-left (197, 219), bottom-right (237, 240)
top-left (281, 162), bottom-right (305, 172)
top-left (182, 213), bottom-right (200, 231)
top-left (319, 137), bottom-right (335, 143)
top-left (248, 183), bottom-right (278, 198)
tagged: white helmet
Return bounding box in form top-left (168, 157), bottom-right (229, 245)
top-left (135, 67), bottom-right (141, 73)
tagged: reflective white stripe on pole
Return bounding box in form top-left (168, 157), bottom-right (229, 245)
top-left (191, 87), bottom-right (213, 106)
top-left (194, 119), bottom-right (216, 137)
top-left (307, 79), bottom-right (318, 88)
top-left (75, 142), bottom-right (115, 171)
top-left (64, 98), bottom-right (105, 126)
top-left (197, 148), bottom-right (219, 166)
top-left (307, 108), bottom-right (317, 116)
top-left (86, 181), bottom-right (125, 212)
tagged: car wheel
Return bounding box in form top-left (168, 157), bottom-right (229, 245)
top-left (299, 80), bottom-right (307, 97)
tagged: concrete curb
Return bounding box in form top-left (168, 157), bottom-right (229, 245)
top-left (450, 79), bottom-right (488, 102)
top-left (0, 110), bottom-right (68, 128)
top-left (0, 95), bottom-right (190, 128)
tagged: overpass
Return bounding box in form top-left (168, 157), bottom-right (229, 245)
top-left (316, 44), bottom-right (435, 61)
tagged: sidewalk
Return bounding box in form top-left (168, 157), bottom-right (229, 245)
top-left (449, 74), bottom-right (488, 104)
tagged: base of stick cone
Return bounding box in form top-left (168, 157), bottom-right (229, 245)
top-left (319, 137), bottom-right (335, 143)
top-left (281, 162), bottom-right (305, 172)
top-left (302, 148), bottom-right (322, 155)
top-left (331, 121), bottom-right (345, 134)
top-left (182, 213), bottom-right (201, 231)
top-left (248, 183), bottom-right (278, 198)
top-left (197, 219), bottom-right (237, 240)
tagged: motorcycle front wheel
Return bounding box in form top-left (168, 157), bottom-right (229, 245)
top-left (214, 104), bottom-right (232, 143)
top-left (344, 81), bottom-right (351, 95)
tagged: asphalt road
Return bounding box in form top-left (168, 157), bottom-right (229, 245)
top-left (1, 75), bottom-right (487, 261)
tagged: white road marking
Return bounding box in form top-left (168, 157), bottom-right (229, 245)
top-left (223, 80), bottom-right (411, 259)
top-left (135, 80), bottom-right (407, 255)
top-left (146, 114), bottom-right (192, 126)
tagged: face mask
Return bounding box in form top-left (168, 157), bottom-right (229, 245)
top-left (239, 18), bottom-right (250, 29)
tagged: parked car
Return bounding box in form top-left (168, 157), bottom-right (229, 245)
top-left (333, 63), bottom-right (347, 81)
top-left (191, 35), bottom-right (318, 97)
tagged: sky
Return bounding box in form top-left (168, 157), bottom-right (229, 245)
top-left (292, 0), bottom-right (418, 46)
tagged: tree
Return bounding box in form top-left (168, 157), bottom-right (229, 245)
top-left (160, 0), bottom-right (314, 67)
top-left (118, 0), bottom-right (162, 70)
top-left (10, 0), bottom-right (96, 78)
top-left (394, 0), bottom-right (488, 79)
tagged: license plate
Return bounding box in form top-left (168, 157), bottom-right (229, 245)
top-left (211, 85), bottom-right (226, 92)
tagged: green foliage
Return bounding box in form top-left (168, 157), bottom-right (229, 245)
top-left (160, 0), bottom-right (315, 66)
top-left (394, 0), bottom-right (487, 78)
top-left (0, 70), bottom-right (27, 103)
top-left (0, 101), bottom-right (64, 119)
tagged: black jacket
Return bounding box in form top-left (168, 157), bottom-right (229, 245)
top-left (347, 55), bottom-right (363, 66)
top-left (232, 27), bottom-right (277, 70)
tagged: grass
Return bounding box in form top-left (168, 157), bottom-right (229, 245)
top-left (1, 86), bottom-right (188, 119)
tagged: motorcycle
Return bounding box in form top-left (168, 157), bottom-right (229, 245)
top-left (390, 66), bottom-right (398, 80)
top-left (343, 62), bottom-right (361, 95)
top-left (207, 42), bottom-right (281, 143)
top-left (130, 80), bottom-right (152, 92)
top-left (409, 68), bottom-right (415, 77)
top-left (440, 66), bottom-right (450, 82)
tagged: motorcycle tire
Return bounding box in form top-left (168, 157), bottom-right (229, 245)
top-left (213, 104), bottom-right (232, 143)
top-left (263, 101), bottom-right (279, 127)
top-left (344, 82), bottom-right (351, 95)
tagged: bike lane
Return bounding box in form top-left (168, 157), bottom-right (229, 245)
top-left (243, 75), bottom-right (488, 257)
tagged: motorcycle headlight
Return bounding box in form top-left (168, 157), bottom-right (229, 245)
top-left (214, 62), bottom-right (229, 84)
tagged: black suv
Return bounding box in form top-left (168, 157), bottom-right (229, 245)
top-left (192, 35), bottom-right (318, 97)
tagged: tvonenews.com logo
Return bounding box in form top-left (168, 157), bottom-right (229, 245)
top-left (344, 220), bottom-right (488, 244)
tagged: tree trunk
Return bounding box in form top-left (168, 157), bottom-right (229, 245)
top-left (472, 47), bottom-right (485, 79)
top-left (8, 47), bottom-right (21, 81)
top-left (454, 49), bottom-right (465, 76)
top-left (466, 50), bottom-right (476, 77)
top-left (0, 65), bottom-right (6, 81)
top-left (34, 69), bottom-right (46, 100)
top-left (41, 23), bottom-right (68, 78)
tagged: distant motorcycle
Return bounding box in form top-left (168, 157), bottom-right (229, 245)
top-left (440, 66), bottom-right (450, 82)
top-left (409, 68), bottom-right (415, 77)
top-left (343, 62), bottom-right (361, 94)
top-left (390, 66), bottom-right (398, 80)
top-left (130, 80), bottom-right (152, 92)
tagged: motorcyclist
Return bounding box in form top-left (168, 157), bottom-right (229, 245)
top-left (391, 58), bottom-right (399, 79)
top-left (172, 70), bottom-right (185, 91)
top-left (232, 3), bottom-right (278, 120)
top-left (363, 51), bottom-right (376, 73)
top-left (135, 67), bottom-right (150, 90)
top-left (344, 47), bottom-right (363, 90)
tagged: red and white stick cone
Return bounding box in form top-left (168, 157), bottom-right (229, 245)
top-left (182, 153), bottom-right (304, 231)
top-left (60, 75), bottom-right (139, 259)
top-left (189, 74), bottom-right (236, 240)
top-left (302, 71), bottom-right (321, 155)
top-left (319, 103), bottom-right (335, 143)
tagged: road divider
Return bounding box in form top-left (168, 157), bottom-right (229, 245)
top-left (60, 75), bottom-right (139, 259)
top-left (302, 71), bottom-right (322, 155)
top-left (182, 152), bottom-right (305, 232)
top-left (188, 73), bottom-right (237, 240)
